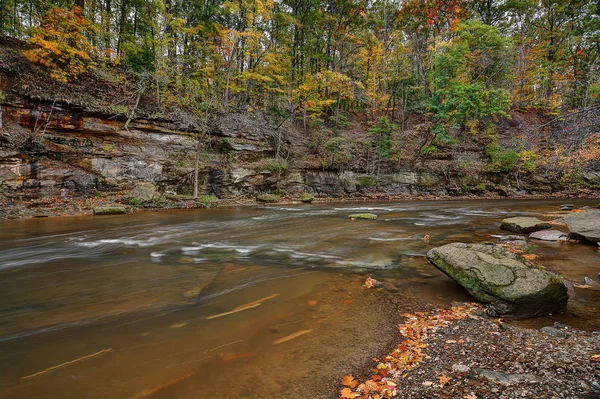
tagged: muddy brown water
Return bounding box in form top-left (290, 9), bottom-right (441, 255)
top-left (0, 199), bottom-right (598, 398)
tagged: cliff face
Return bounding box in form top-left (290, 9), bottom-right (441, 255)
top-left (2, 99), bottom-right (596, 203)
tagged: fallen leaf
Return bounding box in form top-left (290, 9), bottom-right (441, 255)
top-left (341, 375), bottom-right (357, 387)
top-left (339, 387), bottom-right (356, 398)
top-left (574, 284), bottom-right (591, 289)
top-left (591, 354), bottom-right (600, 362)
top-left (445, 339), bottom-right (457, 344)
top-left (464, 393), bottom-right (477, 399)
top-left (307, 300), bottom-right (318, 306)
top-left (438, 375), bottom-right (451, 386)
top-left (343, 299), bottom-right (353, 305)
top-left (422, 381), bottom-right (433, 387)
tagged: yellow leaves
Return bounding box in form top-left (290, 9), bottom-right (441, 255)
top-left (591, 354), bottom-right (600, 362)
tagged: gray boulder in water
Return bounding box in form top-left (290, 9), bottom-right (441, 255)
top-left (529, 230), bottom-right (567, 241)
top-left (500, 217), bottom-right (551, 234)
top-left (564, 210), bottom-right (600, 243)
top-left (426, 243), bottom-right (568, 317)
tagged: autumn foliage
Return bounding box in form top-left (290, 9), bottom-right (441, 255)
top-left (338, 304), bottom-right (483, 399)
top-left (23, 7), bottom-right (96, 83)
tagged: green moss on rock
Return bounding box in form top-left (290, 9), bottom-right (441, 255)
top-left (348, 213), bottom-right (378, 220)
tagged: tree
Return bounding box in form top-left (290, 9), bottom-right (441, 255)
top-left (23, 7), bottom-right (96, 83)
top-left (428, 21), bottom-right (513, 141)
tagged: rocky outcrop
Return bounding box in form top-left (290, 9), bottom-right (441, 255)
top-left (2, 100), bottom-right (600, 203)
top-left (426, 243), bottom-right (568, 317)
top-left (565, 210), bottom-right (600, 243)
top-left (500, 217), bottom-right (551, 234)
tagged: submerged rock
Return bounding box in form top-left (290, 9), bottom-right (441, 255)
top-left (348, 213), bottom-right (378, 220)
top-left (560, 204), bottom-right (574, 211)
top-left (93, 206), bottom-right (127, 215)
top-left (500, 217), bottom-right (551, 234)
top-left (529, 230), bottom-right (567, 241)
top-left (564, 210), bottom-right (600, 243)
top-left (490, 234), bottom-right (528, 242)
top-left (426, 243), bottom-right (568, 317)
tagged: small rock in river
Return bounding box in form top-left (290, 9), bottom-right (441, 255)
top-left (540, 326), bottom-right (567, 338)
top-left (584, 277), bottom-right (594, 285)
top-left (500, 217), bottom-right (552, 234)
top-left (529, 230), bottom-right (567, 241)
top-left (348, 213), bottom-right (378, 220)
top-left (560, 204), bottom-right (574, 210)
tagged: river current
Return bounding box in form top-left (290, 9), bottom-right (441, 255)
top-left (0, 199), bottom-right (598, 398)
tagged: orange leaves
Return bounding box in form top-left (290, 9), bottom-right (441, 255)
top-left (591, 354), bottom-right (600, 362)
top-left (338, 304), bottom-right (480, 399)
top-left (342, 375), bottom-right (358, 388)
top-left (438, 374), bottom-right (451, 386)
top-left (23, 7), bottom-right (98, 83)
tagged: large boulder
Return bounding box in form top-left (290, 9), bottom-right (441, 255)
top-left (426, 243), bottom-right (568, 317)
top-left (500, 217), bottom-right (551, 234)
top-left (564, 210), bottom-right (600, 243)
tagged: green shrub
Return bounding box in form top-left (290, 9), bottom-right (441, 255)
top-left (358, 176), bottom-right (376, 188)
top-left (301, 192), bottom-right (314, 203)
top-left (127, 197), bottom-right (141, 206)
top-left (487, 143), bottom-right (518, 172)
top-left (266, 159), bottom-right (287, 173)
top-left (198, 194), bottom-right (218, 207)
top-left (368, 117), bottom-right (398, 160)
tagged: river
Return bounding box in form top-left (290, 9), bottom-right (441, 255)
top-left (0, 199), bottom-right (598, 398)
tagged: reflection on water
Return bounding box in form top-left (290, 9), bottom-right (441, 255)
top-left (0, 199), bottom-right (598, 398)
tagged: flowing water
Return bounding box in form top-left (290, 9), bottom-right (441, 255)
top-left (0, 199), bottom-right (599, 398)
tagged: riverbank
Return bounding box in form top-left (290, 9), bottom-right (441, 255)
top-left (334, 299), bottom-right (600, 399)
top-left (1, 191), bottom-right (599, 220)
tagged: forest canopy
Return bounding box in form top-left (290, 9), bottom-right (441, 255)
top-left (1, 0), bottom-right (599, 131)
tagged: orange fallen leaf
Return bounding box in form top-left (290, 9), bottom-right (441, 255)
top-left (339, 387), bottom-right (356, 398)
top-left (307, 300), bottom-right (318, 306)
top-left (574, 284), bottom-right (591, 289)
top-left (592, 354), bottom-right (600, 362)
top-left (343, 299), bottom-right (353, 305)
top-left (438, 375), bottom-right (451, 386)
top-left (341, 375), bottom-right (357, 388)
